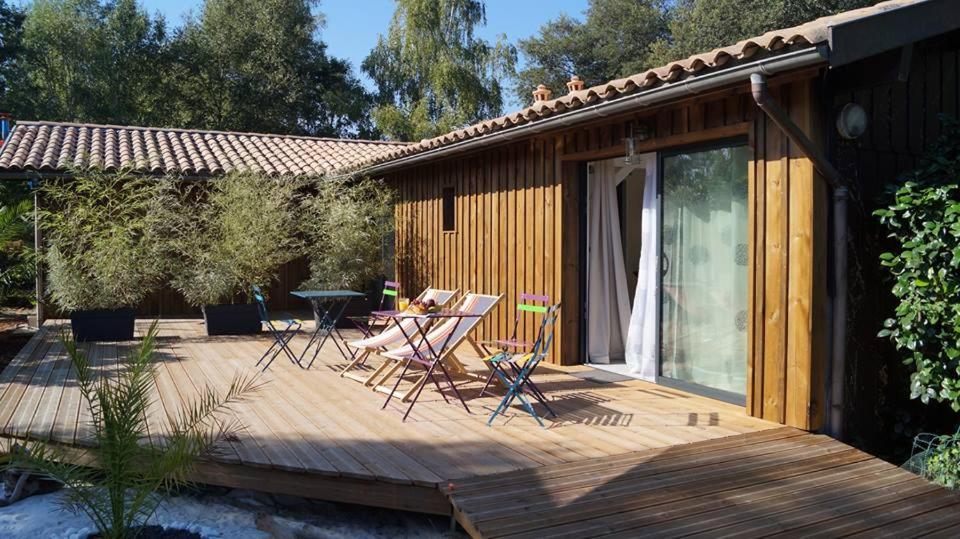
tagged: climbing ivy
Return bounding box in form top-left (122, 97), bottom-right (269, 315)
top-left (875, 115), bottom-right (960, 412)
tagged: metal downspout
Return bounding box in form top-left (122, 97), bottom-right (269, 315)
top-left (750, 73), bottom-right (848, 438)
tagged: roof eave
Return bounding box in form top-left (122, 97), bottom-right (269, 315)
top-left (827, 0), bottom-right (960, 66)
top-left (359, 45), bottom-right (830, 177)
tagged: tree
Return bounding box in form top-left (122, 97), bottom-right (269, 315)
top-left (362, 0), bottom-right (516, 141)
top-left (167, 0), bottom-right (375, 138)
top-left (515, 0), bottom-right (878, 105)
top-left (514, 0), bottom-right (668, 105)
top-left (648, 0), bottom-right (879, 66)
top-left (9, 0), bottom-right (169, 126)
top-left (0, 0), bottom-right (25, 105)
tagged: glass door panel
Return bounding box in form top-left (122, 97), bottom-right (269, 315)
top-left (659, 144), bottom-right (749, 398)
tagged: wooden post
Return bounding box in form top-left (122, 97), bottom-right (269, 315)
top-left (33, 188), bottom-right (44, 327)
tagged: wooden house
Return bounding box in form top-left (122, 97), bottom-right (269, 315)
top-left (2, 0), bottom-right (959, 438)
top-left (349, 0), bottom-right (960, 433)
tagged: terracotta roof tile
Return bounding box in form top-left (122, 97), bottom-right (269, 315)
top-left (0, 121), bottom-right (411, 177)
top-left (354, 0), bottom-right (923, 170)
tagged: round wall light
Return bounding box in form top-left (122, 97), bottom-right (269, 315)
top-left (836, 103), bottom-right (868, 140)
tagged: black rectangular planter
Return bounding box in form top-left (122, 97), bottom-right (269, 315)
top-left (70, 308), bottom-right (136, 342)
top-left (202, 303), bottom-right (262, 336)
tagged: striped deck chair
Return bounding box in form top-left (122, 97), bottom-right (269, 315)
top-left (340, 287), bottom-right (459, 382)
top-left (487, 302), bottom-right (561, 427)
top-left (375, 293), bottom-right (503, 421)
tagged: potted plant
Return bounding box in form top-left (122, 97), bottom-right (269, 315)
top-left (162, 172), bottom-right (302, 335)
top-left (298, 176), bottom-right (394, 326)
top-left (40, 170), bottom-right (166, 341)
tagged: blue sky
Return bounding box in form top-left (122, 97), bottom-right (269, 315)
top-left (141, 0), bottom-right (590, 109)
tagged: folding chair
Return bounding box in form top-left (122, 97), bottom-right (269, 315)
top-left (340, 287), bottom-right (459, 382)
top-left (344, 279), bottom-right (400, 338)
top-left (376, 293), bottom-right (503, 421)
top-left (252, 285), bottom-right (303, 372)
top-left (478, 292), bottom-right (550, 396)
top-left (487, 302), bottom-right (561, 428)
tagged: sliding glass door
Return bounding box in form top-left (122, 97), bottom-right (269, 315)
top-left (659, 143), bottom-right (749, 401)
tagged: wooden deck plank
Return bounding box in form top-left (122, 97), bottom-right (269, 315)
top-left (456, 444), bottom-right (870, 537)
top-left (180, 338), bottom-right (301, 471)
top-left (448, 426), bottom-right (804, 494)
top-left (5, 339), bottom-right (65, 438)
top-left (459, 437), bottom-right (851, 528)
top-left (214, 337), bottom-right (339, 474)
top-left (452, 433), bottom-right (833, 507)
top-left (49, 341), bottom-right (86, 444)
top-left (73, 338), bottom-right (109, 445)
top-left (160, 320), bottom-right (243, 464)
top-left (23, 338), bottom-right (72, 440)
top-left (596, 462), bottom-right (918, 539)
top-left (229, 336), bottom-right (435, 484)
top-left (174, 339), bottom-right (273, 467)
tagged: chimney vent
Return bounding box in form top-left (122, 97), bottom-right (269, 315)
top-left (566, 75), bottom-right (585, 93)
top-left (532, 84), bottom-right (552, 103)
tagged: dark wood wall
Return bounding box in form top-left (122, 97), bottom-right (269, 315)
top-left (43, 257), bottom-right (311, 319)
top-left (830, 30), bottom-right (960, 451)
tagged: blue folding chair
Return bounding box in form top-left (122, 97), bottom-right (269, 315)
top-left (486, 303), bottom-right (561, 428)
top-left (252, 285), bottom-right (302, 372)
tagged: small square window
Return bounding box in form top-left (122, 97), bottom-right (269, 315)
top-left (442, 186), bottom-right (455, 231)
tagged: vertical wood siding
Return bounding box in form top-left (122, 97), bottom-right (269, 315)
top-left (391, 138), bottom-right (565, 361)
top-left (386, 79), bottom-right (827, 430)
top-left (749, 79), bottom-right (829, 431)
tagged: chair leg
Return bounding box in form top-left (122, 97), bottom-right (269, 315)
top-left (402, 361), bottom-right (441, 421)
top-left (369, 358), bottom-right (404, 389)
top-left (382, 359), bottom-right (412, 411)
top-left (514, 390), bottom-right (546, 428)
top-left (340, 349), bottom-right (370, 377)
top-left (362, 358), bottom-right (396, 387)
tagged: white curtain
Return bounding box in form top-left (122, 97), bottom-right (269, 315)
top-left (624, 154), bottom-right (658, 380)
top-left (586, 159), bottom-right (633, 364)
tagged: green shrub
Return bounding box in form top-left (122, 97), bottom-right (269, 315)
top-left (39, 170), bottom-right (167, 311)
top-left (6, 321), bottom-right (262, 537)
top-left (0, 189), bottom-right (36, 306)
top-left (163, 172), bottom-right (302, 306)
top-left (905, 429), bottom-right (960, 490)
top-left (299, 176), bottom-right (394, 290)
top-left (875, 115), bottom-right (960, 412)
top-left (926, 436), bottom-right (960, 489)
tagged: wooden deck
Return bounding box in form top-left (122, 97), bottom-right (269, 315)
top-left (447, 427), bottom-right (960, 538)
top-left (0, 319), bottom-right (956, 537)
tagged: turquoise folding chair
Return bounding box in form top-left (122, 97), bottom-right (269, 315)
top-left (252, 285), bottom-right (302, 372)
top-left (479, 292), bottom-right (550, 397)
top-left (486, 303), bottom-right (561, 428)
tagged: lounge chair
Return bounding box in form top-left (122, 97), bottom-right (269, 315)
top-left (340, 286), bottom-right (459, 382)
top-left (374, 293), bottom-right (502, 421)
top-left (486, 302), bottom-right (561, 427)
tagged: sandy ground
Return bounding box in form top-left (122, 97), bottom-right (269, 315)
top-left (0, 486), bottom-right (462, 538)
